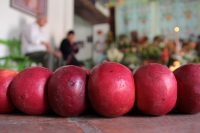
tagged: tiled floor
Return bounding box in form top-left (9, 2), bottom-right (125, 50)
top-left (0, 110), bottom-right (199, 133)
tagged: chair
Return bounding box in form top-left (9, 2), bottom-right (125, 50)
top-left (0, 38), bottom-right (39, 71)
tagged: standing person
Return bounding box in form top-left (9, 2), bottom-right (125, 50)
top-left (195, 35), bottom-right (200, 56)
top-left (21, 14), bottom-right (62, 71)
top-left (60, 31), bottom-right (84, 67)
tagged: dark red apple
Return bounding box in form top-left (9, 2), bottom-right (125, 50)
top-left (10, 67), bottom-right (52, 115)
top-left (0, 69), bottom-right (18, 113)
top-left (174, 63), bottom-right (200, 113)
top-left (88, 62), bottom-right (135, 117)
top-left (134, 63), bottom-right (177, 115)
top-left (48, 65), bottom-right (87, 117)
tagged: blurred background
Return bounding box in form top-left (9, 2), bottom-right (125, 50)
top-left (0, 0), bottom-right (200, 72)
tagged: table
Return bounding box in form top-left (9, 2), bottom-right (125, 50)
top-left (0, 110), bottom-right (199, 133)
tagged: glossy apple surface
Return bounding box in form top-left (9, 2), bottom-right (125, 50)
top-left (134, 63), bottom-right (177, 115)
top-left (174, 63), bottom-right (200, 113)
top-left (48, 65), bottom-right (87, 117)
top-left (88, 62), bottom-right (135, 117)
top-left (10, 67), bottom-right (52, 115)
top-left (0, 69), bottom-right (18, 113)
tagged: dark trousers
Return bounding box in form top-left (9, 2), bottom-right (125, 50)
top-left (68, 56), bottom-right (84, 67)
top-left (26, 51), bottom-right (63, 71)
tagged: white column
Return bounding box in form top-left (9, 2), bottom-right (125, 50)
top-left (150, 1), bottom-right (159, 41)
top-left (43, 0), bottom-right (74, 47)
top-left (64, 0), bottom-right (74, 34)
top-left (197, 1), bottom-right (200, 34)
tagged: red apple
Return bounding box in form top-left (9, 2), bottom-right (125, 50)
top-left (88, 62), bottom-right (135, 117)
top-left (174, 63), bottom-right (200, 113)
top-left (0, 69), bottom-right (18, 113)
top-left (10, 67), bottom-right (52, 115)
top-left (86, 69), bottom-right (90, 75)
top-left (134, 63), bottom-right (177, 115)
top-left (48, 65), bottom-right (87, 117)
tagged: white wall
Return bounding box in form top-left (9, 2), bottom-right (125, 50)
top-left (93, 24), bottom-right (110, 43)
top-left (0, 0), bottom-right (74, 57)
top-left (0, 1), bottom-right (34, 56)
top-left (74, 15), bottom-right (93, 61)
top-left (44, 0), bottom-right (74, 48)
top-left (93, 23), bottom-right (110, 65)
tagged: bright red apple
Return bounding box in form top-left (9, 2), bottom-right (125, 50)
top-left (134, 63), bottom-right (177, 115)
top-left (86, 69), bottom-right (90, 75)
top-left (174, 63), bottom-right (200, 113)
top-left (10, 67), bottom-right (52, 115)
top-left (48, 65), bottom-right (87, 117)
top-left (0, 69), bottom-right (18, 113)
top-left (88, 62), bottom-right (135, 117)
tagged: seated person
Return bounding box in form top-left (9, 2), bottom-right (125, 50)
top-left (60, 31), bottom-right (84, 67)
top-left (21, 14), bottom-right (62, 71)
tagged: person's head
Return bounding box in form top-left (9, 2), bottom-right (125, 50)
top-left (36, 14), bottom-right (47, 27)
top-left (67, 30), bottom-right (75, 44)
top-left (139, 36), bottom-right (148, 45)
top-left (153, 36), bottom-right (161, 45)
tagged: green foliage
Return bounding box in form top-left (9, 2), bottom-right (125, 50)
top-left (118, 34), bottom-right (131, 49)
top-left (0, 38), bottom-right (39, 71)
top-left (122, 53), bottom-right (139, 66)
top-left (140, 45), bottom-right (161, 60)
top-left (193, 57), bottom-right (200, 63)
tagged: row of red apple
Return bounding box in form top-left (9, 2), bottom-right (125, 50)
top-left (0, 62), bottom-right (199, 117)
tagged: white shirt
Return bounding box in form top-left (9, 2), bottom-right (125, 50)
top-left (21, 23), bottom-right (46, 54)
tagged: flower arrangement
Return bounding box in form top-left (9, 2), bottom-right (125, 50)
top-left (165, 41), bottom-right (176, 54)
top-left (181, 41), bottom-right (197, 64)
top-left (118, 34), bottom-right (130, 49)
top-left (106, 31), bottom-right (114, 45)
top-left (104, 31), bottom-right (199, 67)
top-left (122, 53), bottom-right (139, 66)
top-left (139, 44), bottom-right (162, 60)
top-left (107, 44), bottom-right (124, 63)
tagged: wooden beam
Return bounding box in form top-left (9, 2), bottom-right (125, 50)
top-left (74, 0), bottom-right (109, 25)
